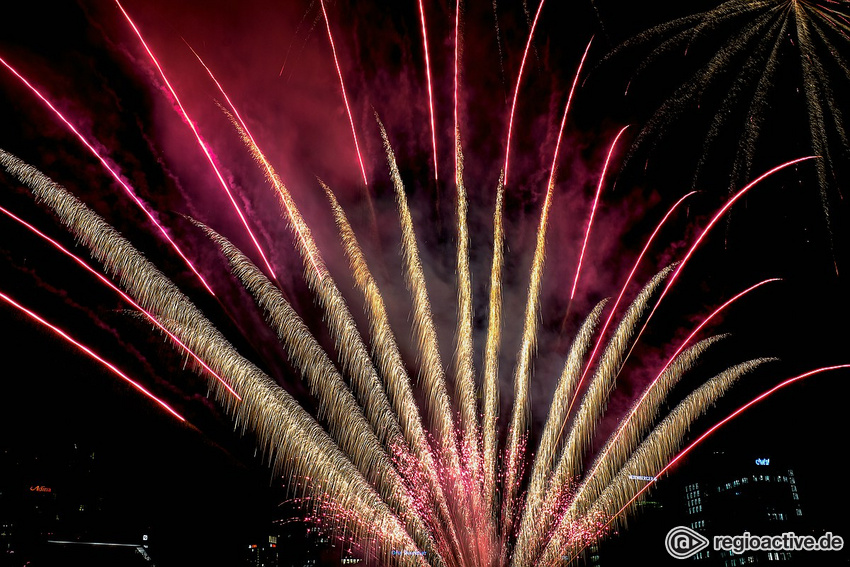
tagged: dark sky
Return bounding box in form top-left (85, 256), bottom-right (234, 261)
top-left (0, 1), bottom-right (848, 565)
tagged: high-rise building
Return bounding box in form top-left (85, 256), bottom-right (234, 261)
top-left (681, 451), bottom-right (809, 566)
top-left (578, 449), bottom-right (845, 566)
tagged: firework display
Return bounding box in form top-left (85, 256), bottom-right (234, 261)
top-left (0, 2), bottom-right (846, 566)
top-left (610, 0), bottom-right (850, 267)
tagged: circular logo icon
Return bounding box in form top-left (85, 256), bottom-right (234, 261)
top-left (665, 526), bottom-right (710, 559)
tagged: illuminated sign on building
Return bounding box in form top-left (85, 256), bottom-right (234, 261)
top-left (755, 458), bottom-right (770, 466)
top-left (628, 475), bottom-right (657, 481)
top-left (29, 485), bottom-right (52, 493)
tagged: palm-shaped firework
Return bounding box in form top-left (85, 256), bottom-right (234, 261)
top-left (610, 0), bottom-right (850, 268)
top-left (0, 3), bottom-right (844, 567)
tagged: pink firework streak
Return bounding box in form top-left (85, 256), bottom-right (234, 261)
top-left (563, 363), bottom-right (850, 565)
top-left (418, 0), bottom-right (439, 181)
top-left (0, 56), bottom-right (215, 297)
top-left (569, 125), bottom-right (630, 303)
top-left (578, 277), bottom-right (781, 499)
top-left (0, 205), bottom-right (241, 401)
top-left (0, 291), bottom-right (186, 423)
top-left (454, 0), bottom-right (461, 149)
top-left (544, 38), bottom-right (594, 199)
top-left (502, 0), bottom-right (545, 187)
top-left (182, 46), bottom-right (325, 280)
top-left (115, 1), bottom-right (278, 283)
top-left (624, 156), bottom-right (818, 366)
top-left (319, 0), bottom-right (369, 187)
top-left (556, 191), bottom-right (697, 449)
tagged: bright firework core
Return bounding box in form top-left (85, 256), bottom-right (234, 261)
top-left (0, 2), bottom-right (847, 567)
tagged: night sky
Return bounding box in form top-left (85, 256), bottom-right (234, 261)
top-left (1, 1), bottom-right (849, 565)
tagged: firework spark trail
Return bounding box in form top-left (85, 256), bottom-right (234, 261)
top-left (546, 358), bottom-right (776, 567)
top-left (482, 174), bottom-right (505, 518)
top-left (201, 226), bottom-right (445, 561)
top-left (562, 363), bottom-right (850, 567)
top-left (795, 5), bottom-right (837, 267)
top-left (0, 291), bottom-right (186, 422)
top-left (613, 1), bottom-right (850, 268)
top-left (322, 185), bottom-right (431, 468)
top-left (219, 107), bottom-right (324, 278)
top-left (563, 336), bottom-right (726, 522)
top-left (418, 0), bottom-right (439, 181)
top-left (0, 57), bottom-right (215, 296)
top-left (491, 0), bottom-right (509, 101)
top-left (225, 121), bottom-right (421, 501)
top-left (559, 191), bottom-right (697, 434)
top-left (450, 0), bottom-right (483, 488)
top-left (547, 37), bottom-right (593, 194)
top-left (319, 0), bottom-right (369, 188)
top-left (805, 18), bottom-right (850, 165)
top-left (530, 266), bottom-right (674, 553)
top-left (566, 278), bottom-right (780, 520)
top-left (630, 1), bottom-right (781, 82)
top-left (500, 39), bottom-right (593, 535)
top-left (190, 37), bottom-right (351, 277)
top-left (323, 185), bottom-right (467, 566)
top-left (568, 125), bottom-right (629, 304)
top-left (379, 123), bottom-right (481, 567)
top-left (622, 157), bottom-right (817, 370)
top-left (379, 122), bottom-right (488, 567)
top-left (510, 300), bottom-right (606, 567)
top-left (0, 149), bottom-right (432, 567)
top-left (697, 14), bottom-right (789, 188)
top-left (0, 205), bottom-right (241, 400)
top-left (503, 0), bottom-right (545, 188)
top-left (623, 6), bottom-right (783, 170)
top-left (454, 0), bottom-right (462, 147)
top-left (377, 122), bottom-right (460, 470)
top-left (115, 1), bottom-right (278, 282)
top-left (453, 120), bottom-right (483, 488)
top-left (451, 0), bottom-right (484, 496)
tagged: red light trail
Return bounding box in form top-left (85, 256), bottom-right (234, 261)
top-left (0, 291), bottom-right (186, 423)
top-left (0, 56), bottom-right (215, 297)
top-left (115, 1), bottom-right (278, 283)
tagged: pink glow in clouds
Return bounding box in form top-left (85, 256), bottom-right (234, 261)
top-left (0, 55), bottom-right (216, 296)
